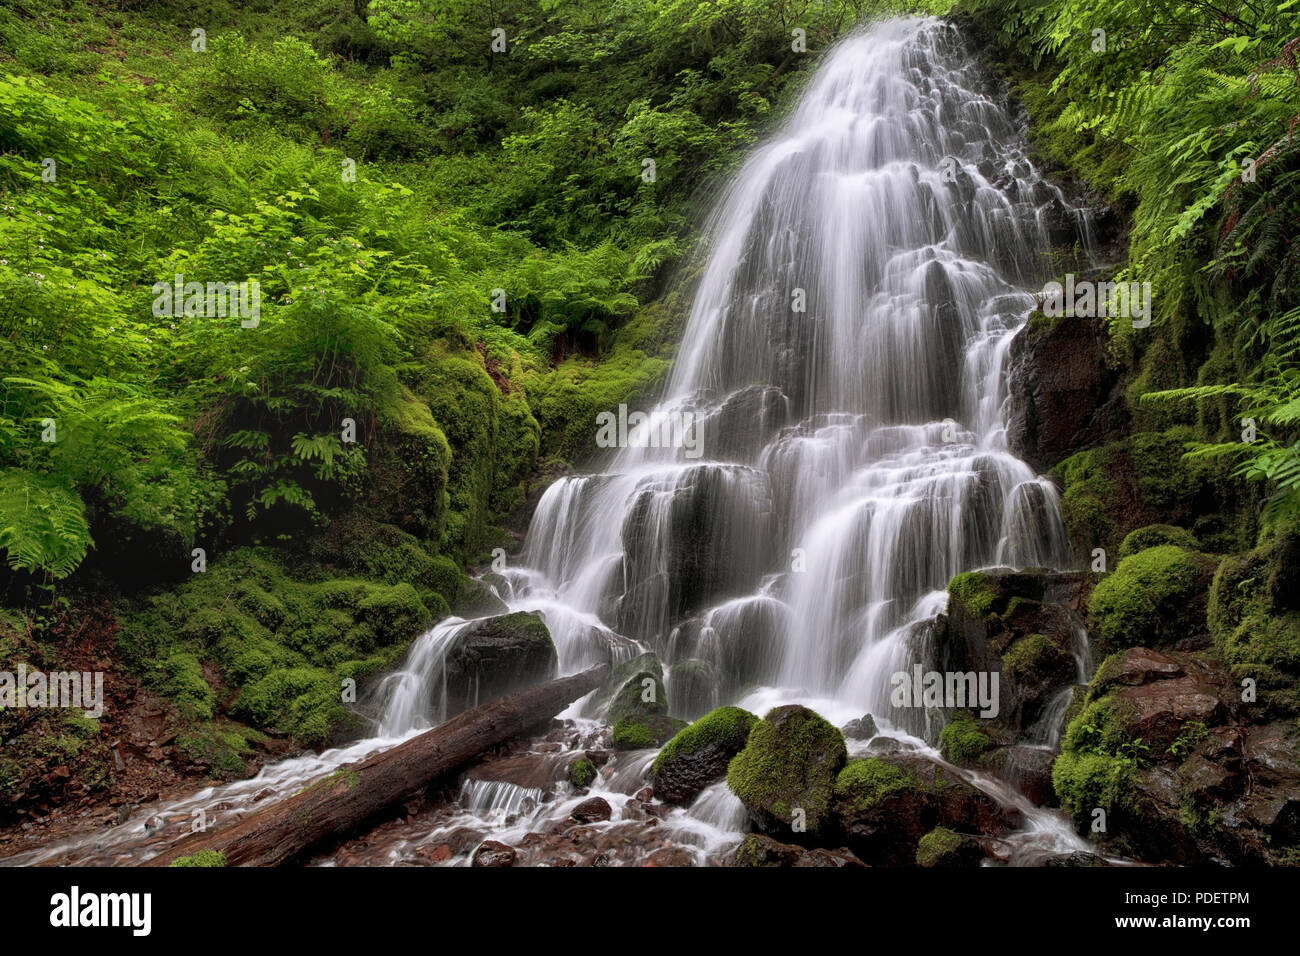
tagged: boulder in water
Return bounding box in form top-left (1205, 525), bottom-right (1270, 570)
top-left (915, 827), bottom-right (984, 867)
top-left (570, 796), bottom-right (612, 823)
top-left (452, 577), bottom-right (509, 618)
top-left (596, 652), bottom-right (667, 724)
top-left (841, 714), bottom-right (878, 740)
top-left (472, 840), bottom-right (518, 867)
top-left (611, 713), bottom-right (686, 751)
top-left (730, 833), bottom-right (866, 868)
top-left (652, 706), bottom-right (758, 805)
top-left (727, 705), bottom-right (847, 842)
top-left (833, 754), bottom-right (1012, 865)
top-left (443, 612), bottom-right (557, 713)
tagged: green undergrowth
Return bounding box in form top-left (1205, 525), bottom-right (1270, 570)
top-left (119, 546), bottom-right (438, 745)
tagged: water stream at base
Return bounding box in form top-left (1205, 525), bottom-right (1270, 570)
top-left (4, 15), bottom-right (1120, 867)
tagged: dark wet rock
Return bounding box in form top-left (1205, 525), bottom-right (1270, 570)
top-left (978, 744), bottom-right (1057, 806)
top-left (653, 706), bottom-right (758, 805)
top-left (1091, 646), bottom-right (1184, 695)
top-left (443, 612), bottom-right (557, 714)
top-left (471, 840), bottom-right (517, 867)
top-left (570, 797), bottom-right (612, 823)
top-left (865, 736), bottom-right (906, 754)
top-left (645, 846), bottom-right (696, 867)
top-left (842, 714), bottom-right (878, 740)
top-left (730, 833), bottom-right (866, 868)
top-left (833, 753), bottom-right (1016, 865)
top-left (452, 577), bottom-right (509, 618)
top-left (1006, 307), bottom-right (1128, 475)
top-left (727, 705), bottom-right (847, 843)
top-left (615, 463), bottom-right (775, 639)
top-left (697, 385), bottom-right (791, 463)
top-left (666, 658), bottom-right (720, 720)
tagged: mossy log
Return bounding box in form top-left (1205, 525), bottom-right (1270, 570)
top-left (142, 664), bottom-right (608, 867)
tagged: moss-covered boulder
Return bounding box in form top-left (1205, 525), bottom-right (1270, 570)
top-left (915, 827), bottom-right (984, 867)
top-left (567, 757), bottom-right (596, 788)
top-left (1086, 545), bottom-right (1218, 656)
top-left (652, 706), bottom-right (757, 805)
top-left (1208, 520), bottom-right (1300, 718)
top-left (938, 712), bottom-right (996, 767)
top-left (1052, 644), bottom-right (1299, 865)
top-left (833, 754), bottom-right (1013, 864)
top-left (936, 569), bottom-right (1089, 737)
top-left (453, 577), bottom-right (510, 618)
top-left (596, 652), bottom-right (668, 724)
top-left (1052, 430), bottom-right (1256, 563)
top-left (1118, 523), bottom-right (1200, 559)
top-left (1000, 632), bottom-right (1077, 728)
top-left (726, 705), bottom-right (847, 842)
top-left (443, 611), bottom-right (557, 713)
top-left (611, 713), bottom-right (686, 751)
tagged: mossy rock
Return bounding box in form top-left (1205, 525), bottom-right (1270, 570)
top-left (453, 577), bottom-right (510, 618)
top-left (1118, 523), bottom-right (1200, 559)
top-left (947, 571), bottom-right (999, 619)
top-left (1207, 520), bottom-right (1300, 718)
top-left (443, 611), bottom-right (557, 713)
top-left (119, 545), bottom-right (437, 746)
top-left (652, 706), bottom-right (757, 805)
top-left (568, 757), bottom-right (596, 788)
top-left (726, 705), bottom-right (847, 842)
top-left (1086, 545), bottom-right (1218, 656)
top-left (597, 652), bottom-right (667, 724)
top-left (1053, 431), bottom-right (1257, 561)
top-left (230, 666), bottom-right (347, 746)
top-left (1052, 694), bottom-right (1140, 819)
top-left (833, 753), bottom-right (1015, 863)
top-left (611, 713), bottom-right (685, 751)
top-left (915, 827), bottom-right (983, 867)
top-left (938, 712), bottom-right (996, 767)
top-left (174, 721), bottom-right (268, 779)
top-left (412, 352), bottom-right (540, 561)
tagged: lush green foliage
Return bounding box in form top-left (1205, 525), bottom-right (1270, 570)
top-left (962, 0), bottom-right (1300, 525)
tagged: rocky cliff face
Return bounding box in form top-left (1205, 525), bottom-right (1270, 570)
top-left (1006, 312), bottom-right (1129, 475)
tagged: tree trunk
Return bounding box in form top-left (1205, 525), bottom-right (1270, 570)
top-left (143, 665), bottom-right (608, 867)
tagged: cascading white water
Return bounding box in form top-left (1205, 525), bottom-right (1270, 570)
top-left (4, 15), bottom-right (1105, 868)
top-left (509, 15), bottom-right (1086, 734)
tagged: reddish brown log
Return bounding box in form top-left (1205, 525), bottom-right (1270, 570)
top-left (144, 665), bottom-right (608, 867)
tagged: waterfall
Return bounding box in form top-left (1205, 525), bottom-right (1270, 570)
top-left (510, 15), bottom-right (1086, 732)
top-left (2, 15), bottom-right (1100, 869)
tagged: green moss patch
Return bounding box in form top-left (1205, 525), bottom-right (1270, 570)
top-left (1087, 545), bottom-right (1217, 655)
top-left (938, 713), bottom-right (996, 766)
top-left (169, 850), bottom-right (226, 867)
top-left (833, 758), bottom-right (918, 813)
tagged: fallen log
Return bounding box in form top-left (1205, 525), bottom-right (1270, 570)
top-left (144, 664), bottom-right (608, 867)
